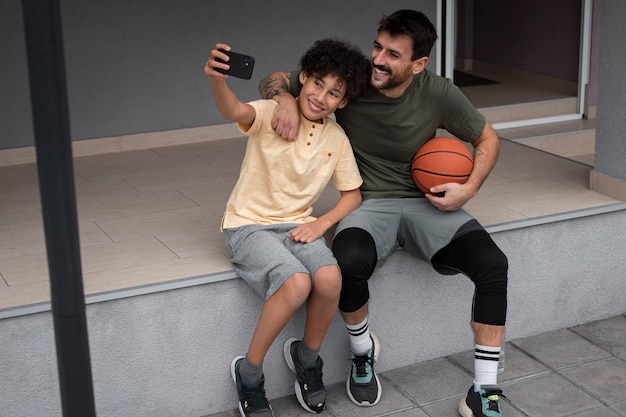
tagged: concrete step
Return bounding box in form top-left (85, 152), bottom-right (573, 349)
top-left (512, 129), bottom-right (595, 165)
top-left (479, 97), bottom-right (578, 124)
top-left (495, 117), bottom-right (596, 165)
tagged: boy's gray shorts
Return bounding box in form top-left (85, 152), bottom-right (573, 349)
top-left (333, 198), bottom-right (482, 265)
top-left (223, 223), bottom-right (338, 300)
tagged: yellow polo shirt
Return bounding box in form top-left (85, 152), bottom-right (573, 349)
top-left (221, 100), bottom-right (362, 229)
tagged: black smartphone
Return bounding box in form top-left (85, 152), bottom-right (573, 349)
top-left (215, 49), bottom-right (255, 80)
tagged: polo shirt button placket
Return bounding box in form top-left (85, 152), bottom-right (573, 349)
top-left (307, 126), bottom-right (315, 146)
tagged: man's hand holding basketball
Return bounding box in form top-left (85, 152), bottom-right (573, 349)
top-left (425, 182), bottom-right (474, 211)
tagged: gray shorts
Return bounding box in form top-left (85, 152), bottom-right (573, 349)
top-left (223, 223), bottom-right (338, 300)
top-left (334, 198), bottom-right (481, 265)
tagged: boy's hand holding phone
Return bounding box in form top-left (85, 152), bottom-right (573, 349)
top-left (205, 43), bottom-right (254, 80)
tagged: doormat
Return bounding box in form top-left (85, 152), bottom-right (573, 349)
top-left (453, 70), bottom-right (499, 87)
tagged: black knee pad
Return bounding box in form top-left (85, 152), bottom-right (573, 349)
top-left (433, 229), bottom-right (508, 325)
top-left (332, 227), bottom-right (377, 313)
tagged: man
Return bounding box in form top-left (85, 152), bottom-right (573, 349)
top-left (259, 10), bottom-right (508, 417)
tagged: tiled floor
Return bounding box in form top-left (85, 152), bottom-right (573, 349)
top-left (1, 128), bottom-right (621, 311)
top-left (207, 314), bottom-right (626, 417)
top-left (0, 73), bottom-right (623, 312)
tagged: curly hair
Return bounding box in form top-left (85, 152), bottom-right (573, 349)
top-left (299, 38), bottom-right (371, 102)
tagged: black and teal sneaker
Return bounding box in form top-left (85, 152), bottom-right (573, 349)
top-left (459, 385), bottom-right (505, 417)
top-left (346, 332), bottom-right (381, 406)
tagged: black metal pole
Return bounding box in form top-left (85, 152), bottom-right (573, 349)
top-left (21, 0), bottom-right (97, 415)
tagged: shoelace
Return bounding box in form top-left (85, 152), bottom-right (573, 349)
top-left (301, 358), bottom-right (324, 393)
top-left (352, 354), bottom-right (373, 378)
top-left (241, 380), bottom-right (270, 411)
top-left (482, 388), bottom-right (506, 412)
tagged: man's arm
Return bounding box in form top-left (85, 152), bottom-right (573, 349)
top-left (426, 122), bottom-right (500, 211)
top-left (258, 71), bottom-right (301, 141)
top-left (259, 71), bottom-right (293, 99)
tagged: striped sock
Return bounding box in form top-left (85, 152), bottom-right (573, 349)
top-left (473, 344), bottom-right (501, 390)
top-left (345, 317), bottom-right (372, 356)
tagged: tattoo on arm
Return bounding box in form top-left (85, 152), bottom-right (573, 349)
top-left (259, 71), bottom-right (292, 99)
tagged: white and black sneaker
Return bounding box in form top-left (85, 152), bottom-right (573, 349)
top-left (231, 356), bottom-right (274, 417)
top-left (284, 338), bottom-right (326, 413)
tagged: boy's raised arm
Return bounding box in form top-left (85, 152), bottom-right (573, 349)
top-left (258, 71), bottom-right (301, 142)
top-left (204, 43), bottom-right (256, 125)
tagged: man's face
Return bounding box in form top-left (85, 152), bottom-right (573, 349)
top-left (370, 31), bottom-right (427, 98)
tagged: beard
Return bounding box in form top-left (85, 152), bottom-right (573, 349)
top-left (371, 63), bottom-right (414, 92)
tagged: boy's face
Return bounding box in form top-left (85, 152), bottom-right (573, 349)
top-left (297, 72), bottom-right (348, 123)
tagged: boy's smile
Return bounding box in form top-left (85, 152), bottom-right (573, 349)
top-left (298, 72), bottom-right (348, 123)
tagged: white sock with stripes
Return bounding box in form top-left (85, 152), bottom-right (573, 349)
top-left (473, 344), bottom-right (501, 391)
top-left (345, 317), bottom-right (372, 356)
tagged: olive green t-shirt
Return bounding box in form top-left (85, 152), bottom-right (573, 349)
top-left (289, 70), bottom-right (486, 200)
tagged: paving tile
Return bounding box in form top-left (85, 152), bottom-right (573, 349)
top-left (378, 407), bottom-right (429, 416)
top-left (610, 399), bottom-right (626, 416)
top-left (569, 405), bottom-right (623, 416)
top-left (560, 357), bottom-right (626, 404)
top-left (382, 358), bottom-right (471, 405)
top-left (504, 373), bottom-right (601, 417)
top-left (512, 328), bottom-right (611, 369)
top-left (423, 392), bottom-right (526, 417)
top-left (324, 378), bottom-right (415, 417)
top-left (269, 394), bottom-right (336, 417)
top-left (448, 342), bottom-right (549, 384)
top-left (203, 410), bottom-right (238, 417)
top-left (570, 315), bottom-right (626, 355)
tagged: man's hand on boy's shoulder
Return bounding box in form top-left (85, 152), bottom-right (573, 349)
top-left (271, 94), bottom-right (300, 142)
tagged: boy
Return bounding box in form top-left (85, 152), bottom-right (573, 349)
top-left (204, 38), bottom-right (370, 416)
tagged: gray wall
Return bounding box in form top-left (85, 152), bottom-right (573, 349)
top-left (1, 0), bottom-right (432, 149)
top-left (595, 0), bottom-right (626, 182)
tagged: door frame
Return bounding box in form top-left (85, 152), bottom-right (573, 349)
top-left (438, 0), bottom-right (593, 129)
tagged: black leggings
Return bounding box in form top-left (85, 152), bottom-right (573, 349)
top-left (332, 227), bottom-right (508, 326)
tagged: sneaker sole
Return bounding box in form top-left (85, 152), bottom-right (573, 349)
top-left (230, 355), bottom-right (248, 417)
top-left (283, 338), bottom-right (321, 414)
top-left (457, 397), bottom-right (473, 417)
top-left (370, 332), bottom-right (380, 363)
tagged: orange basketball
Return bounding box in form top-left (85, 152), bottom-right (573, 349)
top-left (412, 137), bottom-right (473, 194)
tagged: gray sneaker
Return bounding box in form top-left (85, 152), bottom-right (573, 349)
top-left (230, 356), bottom-right (274, 417)
top-left (346, 332), bottom-right (382, 406)
top-left (283, 338), bottom-right (326, 413)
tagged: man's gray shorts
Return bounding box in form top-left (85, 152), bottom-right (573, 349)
top-left (224, 223), bottom-right (338, 300)
top-left (334, 198), bottom-right (481, 265)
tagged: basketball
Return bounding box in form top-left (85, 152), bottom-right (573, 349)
top-left (411, 137), bottom-right (474, 194)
